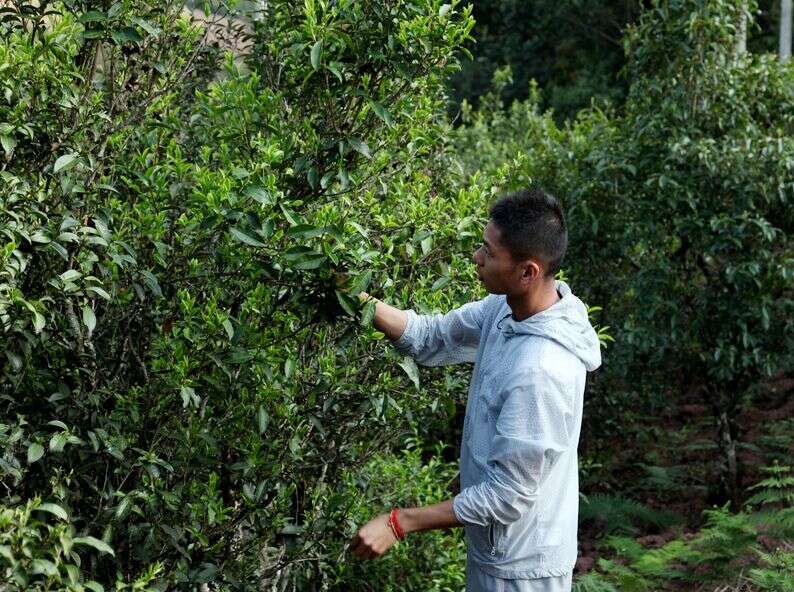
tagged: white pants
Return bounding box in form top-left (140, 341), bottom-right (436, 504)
top-left (465, 558), bottom-right (572, 592)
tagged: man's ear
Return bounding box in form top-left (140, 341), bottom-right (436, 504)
top-left (521, 260), bottom-right (542, 282)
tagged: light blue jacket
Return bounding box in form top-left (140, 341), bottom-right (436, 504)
top-left (393, 280), bottom-right (602, 579)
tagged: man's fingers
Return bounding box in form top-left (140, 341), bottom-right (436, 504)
top-left (348, 533), bottom-right (360, 551)
top-left (351, 535), bottom-right (370, 559)
top-left (348, 537), bottom-right (364, 558)
top-left (348, 533), bottom-right (382, 561)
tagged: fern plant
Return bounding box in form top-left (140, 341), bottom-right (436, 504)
top-left (580, 494), bottom-right (682, 535)
top-left (756, 418), bottom-right (794, 464)
top-left (746, 463), bottom-right (794, 508)
top-left (684, 505), bottom-right (760, 582)
top-left (573, 571), bottom-right (620, 592)
top-left (747, 550), bottom-right (794, 592)
top-left (637, 463), bottom-right (693, 495)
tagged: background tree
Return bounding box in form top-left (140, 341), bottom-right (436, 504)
top-left (782, 0), bottom-right (792, 60)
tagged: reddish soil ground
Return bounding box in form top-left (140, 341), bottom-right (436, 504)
top-left (574, 372), bottom-right (794, 580)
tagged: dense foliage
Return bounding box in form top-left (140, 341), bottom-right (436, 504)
top-left (455, 0), bottom-right (794, 501)
top-left (0, 0), bottom-right (490, 588)
top-left (447, 0), bottom-right (788, 120)
top-left (1, 0), bottom-right (792, 590)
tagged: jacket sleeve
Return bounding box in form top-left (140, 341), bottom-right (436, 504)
top-left (452, 369), bottom-right (573, 526)
top-left (391, 295), bottom-right (494, 366)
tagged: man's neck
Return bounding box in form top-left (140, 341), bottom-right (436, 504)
top-left (506, 280), bottom-right (561, 322)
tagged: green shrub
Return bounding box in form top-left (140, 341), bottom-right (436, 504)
top-left (1, 0), bottom-right (481, 587)
top-left (312, 439), bottom-right (466, 592)
top-left (0, 497), bottom-right (161, 591)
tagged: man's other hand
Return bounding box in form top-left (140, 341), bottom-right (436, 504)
top-left (348, 512), bottom-right (398, 560)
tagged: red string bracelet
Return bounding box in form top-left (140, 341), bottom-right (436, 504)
top-left (387, 507), bottom-right (406, 541)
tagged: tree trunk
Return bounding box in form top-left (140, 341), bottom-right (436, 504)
top-left (718, 410), bottom-right (740, 509)
top-left (736, 2), bottom-right (748, 55)
top-left (782, 0), bottom-right (792, 62)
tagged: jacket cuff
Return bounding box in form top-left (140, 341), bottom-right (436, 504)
top-left (392, 309), bottom-right (417, 355)
top-left (452, 489), bottom-right (489, 527)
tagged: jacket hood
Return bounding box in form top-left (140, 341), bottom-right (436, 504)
top-left (496, 280), bottom-right (602, 371)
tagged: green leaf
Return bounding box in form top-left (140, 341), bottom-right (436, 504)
top-left (307, 167), bottom-right (319, 189)
top-left (257, 406), bottom-right (269, 434)
top-left (5, 351), bottom-right (22, 372)
top-left (398, 357), bottom-right (421, 390)
top-left (80, 29), bottom-right (106, 40)
top-left (230, 227), bottom-right (266, 248)
top-left (335, 290), bottom-right (356, 316)
top-left (284, 358), bottom-right (296, 380)
top-left (368, 101), bottom-right (393, 127)
top-left (223, 319), bottom-right (234, 340)
top-left (57, 231), bottom-right (79, 243)
top-left (53, 153), bottom-right (79, 174)
top-left (286, 224), bottom-right (327, 240)
top-left (140, 270), bottom-right (162, 297)
top-left (65, 562), bottom-right (79, 584)
top-left (27, 443), bottom-right (44, 464)
top-left (60, 269), bottom-right (82, 282)
top-left (132, 17), bottom-right (160, 37)
top-left (111, 27), bottom-right (143, 45)
top-left (310, 40), bottom-right (322, 70)
top-left (327, 61), bottom-right (344, 82)
top-left (37, 502), bottom-right (68, 521)
top-left (349, 271), bottom-right (372, 295)
top-left (50, 432), bottom-right (69, 453)
top-left (431, 275), bottom-right (451, 291)
top-left (79, 10), bottom-right (107, 23)
top-left (30, 231), bottom-right (51, 244)
top-left (244, 185), bottom-right (274, 205)
top-left (439, 4), bottom-right (452, 17)
top-left (32, 559), bottom-right (58, 576)
top-left (32, 310), bottom-right (45, 333)
top-left (115, 496), bottom-right (132, 520)
top-left (49, 241), bottom-right (69, 260)
top-left (87, 285), bottom-right (111, 300)
top-left (1, 134), bottom-right (16, 155)
top-left (420, 234), bottom-right (433, 255)
top-left (82, 306), bottom-right (96, 334)
top-left (348, 138), bottom-right (371, 159)
top-left (320, 170), bottom-right (335, 189)
top-left (73, 536), bottom-right (115, 556)
top-left (293, 253), bottom-right (327, 270)
top-left (181, 386), bottom-right (199, 409)
top-left (338, 168), bottom-right (349, 190)
top-left (361, 299), bottom-right (376, 326)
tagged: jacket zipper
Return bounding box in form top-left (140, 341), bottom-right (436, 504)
top-left (488, 523), bottom-right (496, 556)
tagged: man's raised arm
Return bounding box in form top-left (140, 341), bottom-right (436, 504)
top-left (359, 292), bottom-right (408, 341)
top-left (359, 291), bottom-right (493, 367)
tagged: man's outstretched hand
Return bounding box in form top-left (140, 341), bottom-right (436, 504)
top-left (348, 511), bottom-right (398, 560)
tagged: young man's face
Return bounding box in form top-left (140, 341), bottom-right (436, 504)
top-left (472, 221), bottom-right (541, 295)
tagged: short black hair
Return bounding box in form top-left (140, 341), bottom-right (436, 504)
top-left (488, 188), bottom-right (567, 278)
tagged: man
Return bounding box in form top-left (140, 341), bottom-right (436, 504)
top-left (349, 188), bottom-right (602, 591)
